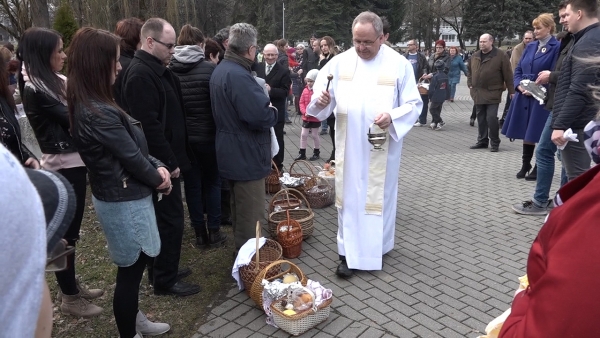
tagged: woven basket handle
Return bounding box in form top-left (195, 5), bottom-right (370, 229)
top-left (259, 259), bottom-right (303, 282)
top-left (289, 159), bottom-right (317, 177)
top-left (269, 187), bottom-right (293, 210)
top-left (271, 159), bottom-right (281, 177)
top-left (254, 221), bottom-right (261, 272)
top-left (285, 187), bottom-right (312, 210)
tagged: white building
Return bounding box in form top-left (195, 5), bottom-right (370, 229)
top-left (396, 17), bottom-right (477, 50)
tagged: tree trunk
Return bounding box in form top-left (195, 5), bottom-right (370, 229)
top-left (31, 0), bottom-right (50, 28)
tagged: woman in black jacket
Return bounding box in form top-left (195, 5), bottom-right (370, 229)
top-left (0, 58), bottom-right (38, 168)
top-left (169, 24), bottom-right (227, 248)
top-left (17, 27), bottom-right (103, 318)
top-left (113, 17), bottom-right (144, 109)
top-left (318, 36), bottom-right (338, 163)
top-left (68, 27), bottom-right (172, 338)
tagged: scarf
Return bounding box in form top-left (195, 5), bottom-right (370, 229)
top-left (21, 63), bottom-right (67, 106)
top-left (583, 119), bottom-right (600, 164)
top-left (224, 50), bottom-right (254, 72)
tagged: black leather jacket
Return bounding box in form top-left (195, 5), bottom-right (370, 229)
top-left (71, 101), bottom-right (165, 202)
top-left (22, 85), bottom-right (77, 154)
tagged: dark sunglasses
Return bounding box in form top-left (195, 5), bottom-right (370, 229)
top-left (46, 239), bottom-right (75, 272)
top-left (151, 37), bottom-right (176, 50)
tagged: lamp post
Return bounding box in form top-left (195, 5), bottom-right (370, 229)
top-left (282, 2), bottom-right (285, 39)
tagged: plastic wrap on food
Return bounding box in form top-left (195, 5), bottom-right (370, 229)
top-left (279, 173), bottom-right (304, 187)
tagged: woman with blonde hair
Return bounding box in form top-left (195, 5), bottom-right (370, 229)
top-left (502, 13), bottom-right (559, 180)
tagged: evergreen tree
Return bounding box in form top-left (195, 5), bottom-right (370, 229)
top-left (53, 1), bottom-right (79, 48)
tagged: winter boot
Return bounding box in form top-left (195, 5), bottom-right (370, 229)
top-left (295, 149), bottom-right (307, 160)
top-left (194, 226), bottom-right (209, 248)
top-left (208, 229), bottom-right (227, 248)
top-left (516, 144), bottom-right (535, 179)
top-left (525, 165), bottom-right (538, 181)
top-left (60, 292), bottom-right (103, 318)
top-left (309, 149), bottom-right (320, 161)
top-left (57, 279), bottom-right (104, 302)
top-left (136, 310), bottom-right (171, 336)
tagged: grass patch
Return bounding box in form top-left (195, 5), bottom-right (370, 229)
top-left (48, 189), bottom-right (236, 337)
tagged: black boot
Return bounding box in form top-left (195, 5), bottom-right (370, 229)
top-left (295, 149), bottom-right (307, 161)
top-left (327, 152), bottom-right (335, 164)
top-left (335, 255), bottom-right (354, 278)
top-left (309, 149), bottom-right (320, 161)
top-left (525, 165), bottom-right (537, 181)
top-left (194, 226), bottom-right (208, 248)
top-left (208, 229), bottom-right (227, 248)
top-left (516, 144), bottom-right (535, 179)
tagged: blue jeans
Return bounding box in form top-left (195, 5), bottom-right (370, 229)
top-left (418, 94), bottom-right (429, 124)
top-left (449, 83), bottom-right (457, 99)
top-left (321, 120), bottom-right (328, 131)
top-left (532, 115), bottom-right (557, 206)
top-left (183, 144), bottom-right (222, 230)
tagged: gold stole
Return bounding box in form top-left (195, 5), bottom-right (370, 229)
top-left (335, 54), bottom-right (396, 215)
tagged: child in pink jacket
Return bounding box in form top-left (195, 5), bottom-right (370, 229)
top-left (296, 69), bottom-right (321, 161)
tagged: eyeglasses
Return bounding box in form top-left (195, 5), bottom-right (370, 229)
top-left (353, 36), bottom-right (381, 47)
top-left (151, 37), bottom-right (176, 50)
top-left (46, 239), bottom-right (75, 272)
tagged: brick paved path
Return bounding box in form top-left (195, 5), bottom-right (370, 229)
top-left (194, 81), bottom-right (562, 338)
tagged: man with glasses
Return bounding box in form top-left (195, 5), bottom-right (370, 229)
top-left (402, 39), bottom-right (430, 127)
top-left (307, 11), bottom-right (422, 277)
top-left (121, 18), bottom-right (201, 297)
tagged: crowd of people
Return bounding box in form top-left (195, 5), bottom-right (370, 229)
top-left (2, 0), bottom-right (600, 336)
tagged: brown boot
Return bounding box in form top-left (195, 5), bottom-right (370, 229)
top-left (57, 279), bottom-right (104, 301)
top-left (60, 292), bottom-right (103, 318)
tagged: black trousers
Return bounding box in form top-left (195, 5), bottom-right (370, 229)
top-left (327, 116), bottom-right (335, 153)
top-left (273, 121), bottom-right (285, 170)
top-left (148, 176), bottom-right (184, 289)
top-left (429, 102), bottom-right (444, 124)
top-left (115, 253), bottom-right (148, 338)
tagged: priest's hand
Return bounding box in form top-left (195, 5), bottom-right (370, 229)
top-left (374, 113), bottom-right (392, 129)
top-left (316, 90), bottom-right (331, 109)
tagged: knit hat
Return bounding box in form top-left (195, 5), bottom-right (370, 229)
top-left (434, 60), bottom-right (445, 70)
top-left (306, 69), bottom-right (319, 81)
top-left (25, 169), bottom-right (76, 255)
top-left (435, 39), bottom-right (446, 48)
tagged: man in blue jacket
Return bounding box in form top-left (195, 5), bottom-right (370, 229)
top-left (210, 23), bottom-right (278, 251)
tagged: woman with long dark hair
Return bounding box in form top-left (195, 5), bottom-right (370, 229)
top-left (318, 36), bottom-right (337, 163)
top-left (68, 27), bottom-right (171, 338)
top-left (17, 27), bottom-right (103, 318)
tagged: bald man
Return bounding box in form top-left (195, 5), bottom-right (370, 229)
top-left (255, 43), bottom-right (291, 171)
top-left (467, 33), bottom-right (514, 152)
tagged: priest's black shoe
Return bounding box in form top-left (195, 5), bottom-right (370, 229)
top-left (469, 143), bottom-right (488, 149)
top-left (154, 281), bottom-right (201, 297)
top-left (335, 257), bottom-right (354, 278)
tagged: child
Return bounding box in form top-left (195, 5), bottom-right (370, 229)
top-left (428, 60), bottom-right (449, 130)
top-left (296, 69), bottom-right (321, 161)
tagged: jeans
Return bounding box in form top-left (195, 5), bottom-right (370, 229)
top-left (183, 143), bottom-right (222, 230)
top-left (532, 116), bottom-right (558, 206)
top-left (418, 94), bottom-right (429, 124)
top-left (321, 120), bottom-right (328, 132)
top-left (449, 83), bottom-right (457, 99)
top-left (475, 103), bottom-right (500, 147)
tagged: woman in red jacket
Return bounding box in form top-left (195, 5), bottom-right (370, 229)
top-left (295, 69), bottom-right (321, 161)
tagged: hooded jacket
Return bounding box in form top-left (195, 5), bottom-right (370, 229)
top-left (169, 45), bottom-right (217, 145)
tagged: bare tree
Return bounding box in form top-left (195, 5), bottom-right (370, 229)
top-left (30, 0), bottom-right (49, 27)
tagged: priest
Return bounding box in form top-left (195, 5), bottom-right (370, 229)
top-left (307, 11), bottom-right (422, 277)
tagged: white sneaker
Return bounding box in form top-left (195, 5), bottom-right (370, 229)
top-left (429, 122), bottom-right (436, 129)
top-left (136, 311), bottom-right (170, 336)
top-left (435, 122), bottom-right (445, 130)
top-left (413, 122), bottom-right (425, 127)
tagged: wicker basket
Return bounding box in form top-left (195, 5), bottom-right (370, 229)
top-left (417, 78), bottom-right (429, 95)
top-left (276, 210), bottom-right (303, 259)
top-left (265, 160), bottom-right (282, 194)
top-left (305, 178), bottom-right (334, 209)
top-left (271, 297), bottom-right (333, 336)
top-left (288, 160), bottom-right (318, 197)
top-left (268, 188), bottom-right (314, 239)
top-left (269, 188), bottom-right (303, 213)
top-left (250, 260), bottom-right (307, 307)
top-left (239, 222), bottom-right (283, 294)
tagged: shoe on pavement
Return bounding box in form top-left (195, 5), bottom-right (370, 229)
top-left (429, 122), bottom-right (436, 130)
top-left (319, 130), bottom-right (328, 135)
top-left (154, 281), bottom-right (201, 297)
top-left (335, 256), bottom-right (354, 278)
top-left (60, 292), bottom-right (103, 318)
top-left (490, 146), bottom-right (499, 152)
top-left (512, 200), bottom-right (549, 216)
top-left (469, 143), bottom-right (488, 149)
top-left (136, 310), bottom-right (171, 336)
top-left (435, 122), bottom-right (445, 130)
top-left (285, 119), bottom-right (292, 124)
top-left (413, 122), bottom-right (426, 127)
top-left (469, 118), bottom-right (475, 126)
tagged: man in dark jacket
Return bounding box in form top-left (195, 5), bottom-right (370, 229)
top-left (121, 18), bottom-right (200, 297)
top-left (512, 3), bottom-right (572, 216)
top-left (303, 36), bottom-right (320, 73)
top-left (256, 43), bottom-right (292, 171)
top-left (402, 39), bottom-right (430, 126)
top-left (468, 33), bottom-right (514, 152)
top-left (210, 23), bottom-right (278, 250)
top-left (551, 0), bottom-right (600, 181)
